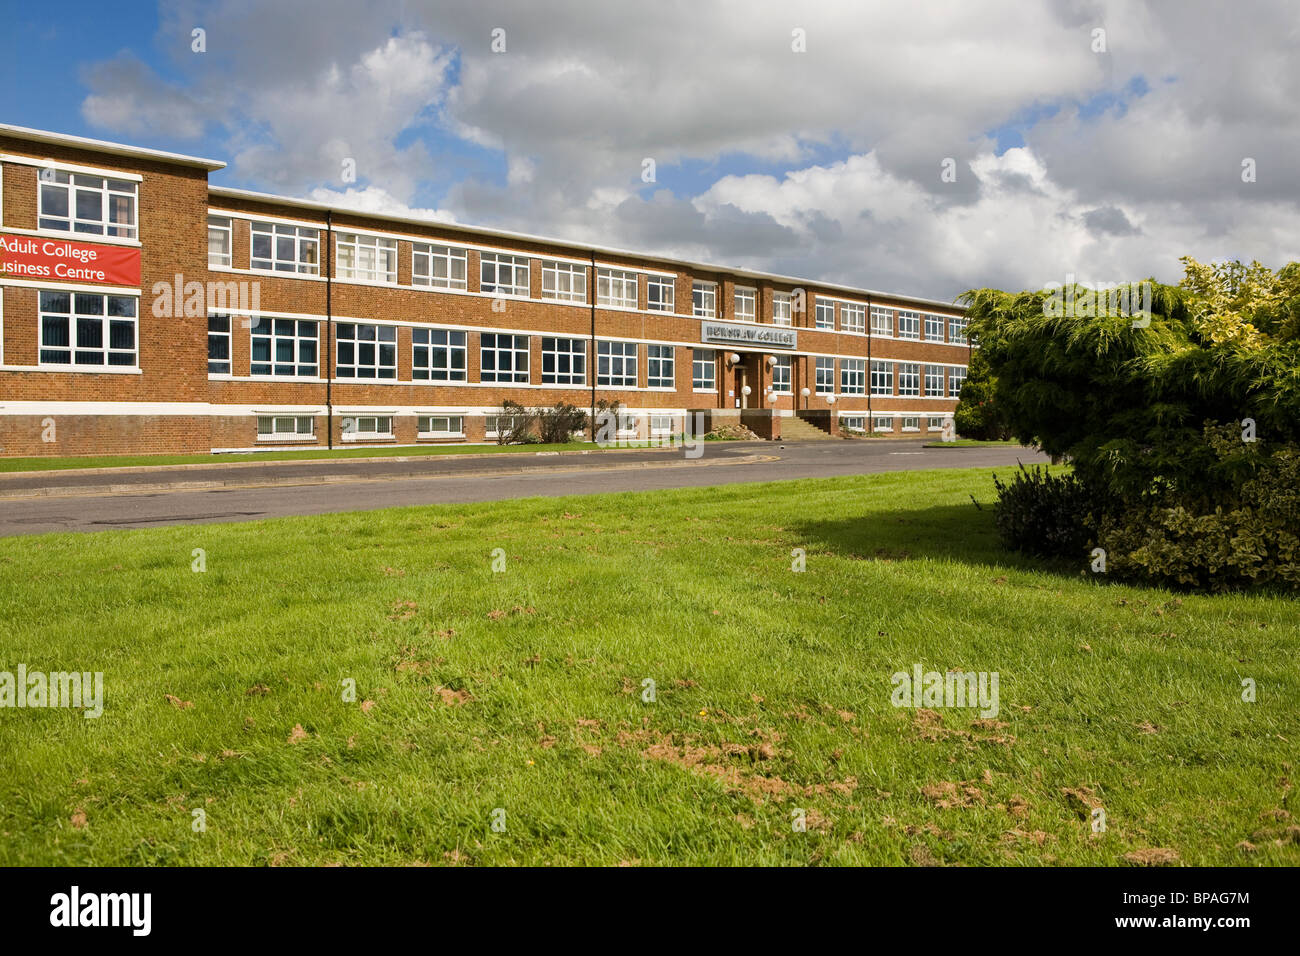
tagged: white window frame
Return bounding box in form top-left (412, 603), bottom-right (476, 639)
top-left (928, 416), bottom-right (946, 432)
top-left (647, 276), bottom-right (675, 313)
top-left (208, 216), bottom-right (232, 267)
top-left (949, 315), bottom-right (969, 345)
top-left (38, 169), bottom-right (137, 239)
top-left (38, 290), bottom-right (138, 368)
top-left (335, 322), bottom-right (397, 380)
top-left (902, 416), bottom-right (921, 432)
top-left (870, 360), bottom-right (893, 396)
top-left (647, 344), bottom-right (675, 389)
top-left (841, 302), bottom-right (866, 334)
top-left (480, 332), bottom-right (530, 383)
top-left (898, 310), bottom-right (921, 340)
top-left (925, 365), bottom-right (945, 396)
top-left (924, 313), bottom-right (945, 342)
top-left (841, 415), bottom-right (866, 432)
top-left (815, 356), bottom-right (835, 394)
top-left (815, 299), bottom-right (835, 330)
top-left (870, 307), bottom-right (893, 337)
top-left (692, 281), bottom-right (716, 318)
top-left (541, 336), bottom-right (586, 385)
top-left (251, 221), bottom-right (320, 275)
top-left (542, 261), bottom-right (588, 303)
top-left (597, 268), bottom-right (639, 309)
top-left (898, 362), bottom-right (920, 397)
top-left (692, 348), bottom-right (716, 391)
top-left (840, 358), bottom-right (866, 395)
top-left (418, 415), bottom-right (465, 438)
top-left (733, 286), bottom-right (756, 323)
top-left (650, 414), bottom-right (675, 436)
top-left (773, 291), bottom-right (792, 327)
top-left (342, 415), bottom-right (395, 441)
top-left (208, 314), bottom-right (231, 374)
top-left (949, 366), bottom-right (968, 396)
top-left (412, 328), bottom-right (467, 382)
top-left (257, 415), bottom-right (315, 441)
top-left (412, 243), bottom-right (468, 290)
top-left (873, 416), bottom-right (895, 433)
top-left (771, 355), bottom-right (791, 393)
top-left (251, 317), bottom-right (318, 377)
top-left (336, 232), bottom-right (397, 284)
top-left (480, 253), bottom-right (531, 298)
top-left (598, 340), bottom-right (638, 388)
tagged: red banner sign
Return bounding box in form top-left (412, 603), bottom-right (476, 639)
top-left (0, 233), bottom-right (141, 287)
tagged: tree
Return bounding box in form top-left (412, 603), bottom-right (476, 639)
top-left (952, 349), bottom-right (1010, 440)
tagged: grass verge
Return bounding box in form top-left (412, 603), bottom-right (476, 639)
top-left (0, 466), bottom-right (1294, 866)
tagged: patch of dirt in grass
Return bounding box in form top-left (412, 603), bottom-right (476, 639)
top-left (286, 724), bottom-right (308, 744)
top-left (434, 687), bottom-right (471, 706)
top-left (245, 684), bottom-right (270, 696)
top-left (70, 810), bottom-right (87, 829)
top-left (388, 600), bottom-right (419, 621)
top-left (1123, 847), bottom-right (1180, 866)
top-left (913, 709), bottom-right (1015, 747)
top-left (920, 780), bottom-right (985, 809)
top-left (1062, 786), bottom-right (1103, 816)
top-left (164, 694), bottom-right (193, 710)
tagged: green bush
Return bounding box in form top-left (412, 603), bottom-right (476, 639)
top-left (953, 350), bottom-right (1010, 440)
top-left (990, 464), bottom-right (1100, 559)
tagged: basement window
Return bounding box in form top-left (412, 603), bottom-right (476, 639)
top-left (257, 416), bottom-right (315, 441)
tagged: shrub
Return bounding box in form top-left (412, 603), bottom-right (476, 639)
top-left (953, 350), bottom-right (1010, 440)
top-left (494, 400), bottom-right (535, 445)
top-left (990, 464), bottom-right (1101, 559)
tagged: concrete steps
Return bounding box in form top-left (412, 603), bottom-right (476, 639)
top-left (781, 416), bottom-right (838, 440)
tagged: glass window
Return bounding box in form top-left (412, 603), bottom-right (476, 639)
top-left (208, 314), bottom-right (231, 374)
top-left (692, 281), bottom-right (716, 318)
top-left (597, 268), bottom-right (638, 309)
top-left (38, 291), bottom-right (137, 367)
top-left (418, 415), bottom-right (465, 437)
top-left (250, 222), bottom-right (319, 275)
top-left (412, 244), bottom-right (468, 290)
top-left (815, 357), bottom-right (834, 394)
top-left (815, 300), bottom-right (835, 329)
top-left (336, 233), bottom-right (397, 283)
top-left (870, 360), bottom-right (893, 396)
top-left (898, 310), bottom-right (920, 340)
top-left (840, 358), bottom-right (866, 395)
top-left (898, 362), bottom-right (920, 396)
top-left (841, 303), bottom-right (866, 333)
top-left (257, 415), bottom-right (314, 438)
top-left (412, 328), bottom-right (467, 382)
top-left (692, 349), bottom-right (716, 390)
top-left (335, 323), bottom-right (397, 379)
top-left (771, 355), bottom-right (791, 393)
top-left (925, 365), bottom-right (945, 396)
top-left (949, 366), bottom-right (968, 396)
top-left (480, 333), bottom-right (530, 383)
top-left (647, 276), bottom-right (675, 313)
top-left (870, 307), bottom-right (893, 336)
top-left (734, 287), bottom-right (756, 322)
top-left (773, 291), bottom-right (792, 327)
top-left (251, 317), bottom-right (318, 376)
top-left (949, 315), bottom-right (969, 345)
top-left (597, 340), bottom-right (638, 387)
top-left (541, 337), bottom-right (586, 385)
top-left (480, 253), bottom-right (531, 297)
top-left (925, 314), bottom-right (945, 342)
top-left (207, 216), bottom-right (232, 267)
top-left (542, 261), bottom-right (588, 303)
top-left (647, 344), bottom-right (674, 388)
top-left (38, 170), bottom-right (137, 239)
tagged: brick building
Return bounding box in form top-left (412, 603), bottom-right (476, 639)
top-left (0, 123), bottom-right (973, 458)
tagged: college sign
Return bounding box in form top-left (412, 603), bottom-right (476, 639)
top-left (0, 233), bottom-right (141, 287)
top-left (700, 320), bottom-right (797, 349)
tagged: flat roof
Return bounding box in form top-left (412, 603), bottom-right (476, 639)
top-left (0, 123), bottom-right (226, 171)
top-left (210, 185), bottom-right (964, 312)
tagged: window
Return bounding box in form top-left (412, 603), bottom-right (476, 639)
top-left (343, 416), bottom-right (394, 439)
top-left (771, 355), bottom-right (791, 393)
top-left (335, 323), bottom-right (397, 379)
top-left (815, 357), bottom-right (835, 394)
top-left (617, 414), bottom-right (639, 436)
top-left (692, 349), bottom-right (716, 390)
top-left (647, 344), bottom-right (675, 388)
top-left (692, 281), bottom-right (716, 318)
top-left (480, 333), bottom-right (530, 383)
top-left (486, 413), bottom-right (529, 436)
top-left (898, 362), bottom-right (920, 396)
top-left (38, 170), bottom-right (137, 239)
top-left (870, 307), bottom-right (893, 336)
top-left (949, 315), bottom-right (969, 345)
top-left (734, 287), bottom-right (756, 322)
top-left (412, 328), bottom-right (467, 382)
top-left (815, 299), bottom-right (835, 329)
top-left (840, 358), bottom-right (866, 395)
top-left (598, 341), bottom-right (638, 387)
top-left (418, 415), bottom-right (465, 437)
top-left (208, 315), bottom-right (231, 374)
top-left (949, 366), bottom-right (968, 396)
top-left (902, 416), bottom-right (921, 431)
top-left (773, 291), bottom-right (792, 327)
top-left (336, 233), bottom-right (397, 284)
top-left (597, 268), bottom-right (638, 309)
top-left (650, 414), bottom-right (675, 436)
top-left (841, 415), bottom-right (866, 432)
top-left (208, 216), bottom-right (232, 267)
top-left (412, 244), bottom-right (468, 290)
top-left (257, 415), bottom-right (314, 440)
top-left (925, 365), bottom-right (945, 396)
top-left (542, 337), bottom-right (586, 385)
top-left (542, 261), bottom-right (587, 303)
top-left (927, 416), bottom-right (946, 431)
top-left (870, 360), bottom-right (894, 396)
top-left (647, 276), bottom-right (675, 313)
top-left (480, 253), bottom-right (530, 297)
top-left (898, 310), bottom-right (920, 340)
top-left (841, 303), bottom-right (866, 334)
top-left (251, 318), bottom-right (318, 376)
top-left (925, 314), bottom-right (945, 342)
top-left (38, 291), bottom-right (137, 367)
top-left (251, 222), bottom-right (319, 275)
top-left (874, 416), bottom-right (894, 433)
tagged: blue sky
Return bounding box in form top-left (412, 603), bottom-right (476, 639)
top-left (1, 1), bottom-right (1295, 300)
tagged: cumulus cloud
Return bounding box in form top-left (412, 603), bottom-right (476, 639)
top-left (75, 0), bottom-right (1300, 298)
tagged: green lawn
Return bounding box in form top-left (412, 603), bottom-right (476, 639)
top-left (0, 441), bottom-right (615, 474)
top-left (1, 467), bottom-right (1295, 866)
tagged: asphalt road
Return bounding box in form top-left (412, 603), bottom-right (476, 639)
top-left (0, 440), bottom-right (1049, 536)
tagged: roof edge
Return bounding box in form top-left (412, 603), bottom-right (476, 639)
top-left (0, 123), bottom-right (226, 171)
